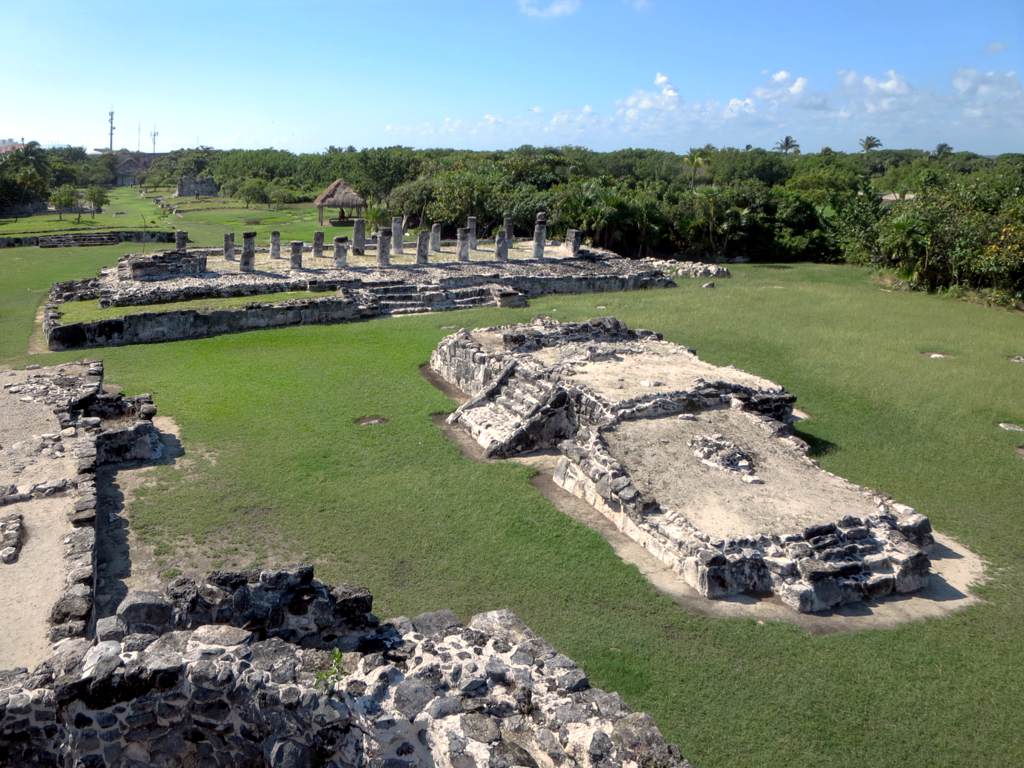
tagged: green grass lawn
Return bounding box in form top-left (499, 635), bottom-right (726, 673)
top-left (1, 243), bottom-right (1022, 766)
top-left (57, 290), bottom-right (323, 324)
top-left (0, 187), bottom-right (342, 246)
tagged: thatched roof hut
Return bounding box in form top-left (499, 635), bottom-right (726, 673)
top-left (314, 179), bottom-right (366, 225)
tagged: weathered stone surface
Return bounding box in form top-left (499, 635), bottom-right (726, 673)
top-left (494, 231), bottom-right (509, 262)
top-left (173, 230), bottom-right (187, 251)
top-left (312, 231), bottom-right (324, 260)
top-left (223, 232), bottom-right (235, 261)
top-left (429, 222), bottom-right (442, 252)
top-left (0, 566), bottom-right (688, 767)
top-left (533, 213), bottom-right (546, 260)
top-left (415, 230), bottom-right (429, 265)
top-left (467, 216), bottom-right (477, 250)
top-left (391, 216), bottom-right (404, 254)
top-left (270, 231), bottom-right (281, 259)
top-left (431, 317), bottom-right (936, 614)
top-left (289, 240), bottom-right (303, 270)
top-left (377, 227), bottom-right (392, 267)
top-left (239, 232), bottom-right (256, 273)
top-left (352, 218), bottom-right (366, 255)
top-left (332, 236), bottom-right (348, 268)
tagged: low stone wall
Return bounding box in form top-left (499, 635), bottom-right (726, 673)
top-left (0, 231), bottom-right (174, 249)
top-left (1, 363), bottom-right (163, 646)
top-left (47, 295), bottom-right (374, 351)
top-left (43, 252), bottom-right (676, 351)
top-left (0, 567), bottom-right (689, 767)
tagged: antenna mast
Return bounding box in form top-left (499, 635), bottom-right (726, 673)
top-left (150, 126), bottom-right (159, 154)
top-left (108, 111), bottom-right (115, 151)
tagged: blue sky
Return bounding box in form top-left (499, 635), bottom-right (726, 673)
top-left (2, 0), bottom-right (1021, 154)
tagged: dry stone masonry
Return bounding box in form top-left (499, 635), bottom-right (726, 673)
top-left (431, 317), bottom-right (936, 613)
top-left (43, 240), bottom-right (683, 350)
top-left (0, 565), bottom-right (687, 767)
top-left (0, 364), bottom-right (687, 766)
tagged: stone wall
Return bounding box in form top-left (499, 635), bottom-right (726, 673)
top-left (0, 567), bottom-right (689, 767)
top-left (118, 250), bottom-right (208, 281)
top-left (0, 231), bottom-right (175, 249)
top-left (174, 175), bottom-right (219, 197)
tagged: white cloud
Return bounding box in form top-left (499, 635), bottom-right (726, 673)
top-left (772, 70), bottom-right (790, 83)
top-left (986, 41), bottom-right (1007, 54)
top-left (380, 64), bottom-right (1023, 153)
top-left (517, 0), bottom-right (581, 18)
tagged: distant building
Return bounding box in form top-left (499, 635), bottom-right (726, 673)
top-left (175, 175), bottom-right (219, 197)
top-left (90, 150), bottom-right (166, 186)
top-left (0, 138), bottom-right (25, 155)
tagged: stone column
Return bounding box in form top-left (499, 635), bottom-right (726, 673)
top-left (224, 232), bottom-right (235, 260)
top-left (174, 230), bottom-right (187, 251)
top-left (312, 231), bottom-right (325, 260)
top-left (333, 236), bottom-right (349, 268)
top-left (270, 231), bottom-right (281, 259)
top-left (415, 230), bottom-right (430, 265)
top-left (240, 232), bottom-right (256, 272)
top-left (565, 228), bottom-right (582, 257)
top-left (532, 212), bottom-right (547, 260)
top-left (352, 219), bottom-right (366, 255)
top-left (430, 223), bottom-right (442, 252)
top-left (391, 216), bottom-right (404, 254)
top-left (456, 227), bottom-right (470, 262)
top-left (495, 231), bottom-right (509, 262)
top-left (503, 216), bottom-right (514, 246)
top-left (377, 227), bottom-right (392, 267)
top-left (289, 241), bottom-right (303, 270)
top-left (467, 216), bottom-right (477, 250)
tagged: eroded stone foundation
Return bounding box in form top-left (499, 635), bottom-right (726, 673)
top-left (430, 317), bottom-right (939, 614)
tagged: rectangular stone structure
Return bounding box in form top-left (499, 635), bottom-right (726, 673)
top-left (224, 232), bottom-right (235, 261)
top-left (377, 227), bottom-right (392, 267)
top-left (430, 223), bottom-right (442, 252)
top-left (391, 217), bottom-right (404, 254)
top-left (313, 231), bottom-right (325, 260)
top-left (333, 236), bottom-right (348, 268)
top-left (352, 219), bottom-right (366, 255)
top-left (533, 213), bottom-right (546, 260)
top-left (565, 228), bottom-right (582, 257)
top-left (270, 231), bottom-right (281, 259)
top-left (503, 216), bottom-right (514, 246)
top-left (467, 217), bottom-right (477, 250)
top-left (289, 241), bottom-right (303, 270)
top-left (416, 230), bottom-right (430, 265)
top-left (174, 230), bottom-right (187, 251)
top-left (240, 232), bottom-right (256, 272)
top-left (456, 227), bottom-right (470, 262)
top-left (495, 231), bottom-right (509, 262)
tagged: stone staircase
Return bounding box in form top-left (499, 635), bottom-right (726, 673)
top-left (366, 283), bottom-right (506, 315)
top-left (37, 232), bottom-right (121, 248)
top-left (452, 369), bottom-right (563, 457)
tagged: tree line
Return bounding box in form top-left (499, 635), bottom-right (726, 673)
top-left (2, 140), bottom-right (1021, 299)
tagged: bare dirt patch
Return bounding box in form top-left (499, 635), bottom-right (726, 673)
top-left (0, 496), bottom-right (71, 668)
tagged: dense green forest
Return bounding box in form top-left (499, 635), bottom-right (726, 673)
top-left (2, 141), bottom-right (1021, 299)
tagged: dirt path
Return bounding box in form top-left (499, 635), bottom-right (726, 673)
top-left (0, 496), bottom-right (70, 668)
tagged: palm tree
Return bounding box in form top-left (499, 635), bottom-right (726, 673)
top-left (774, 136), bottom-right (800, 155)
top-left (682, 149), bottom-right (706, 189)
top-left (933, 143), bottom-right (953, 158)
top-left (859, 136), bottom-right (882, 152)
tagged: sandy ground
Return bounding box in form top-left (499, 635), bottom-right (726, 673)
top-left (0, 496), bottom-right (71, 668)
top-left (426, 368), bottom-right (986, 632)
top-left (530, 341), bottom-right (782, 403)
top-left (607, 409), bottom-right (880, 539)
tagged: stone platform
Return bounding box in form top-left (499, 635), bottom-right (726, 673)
top-left (430, 317), bottom-right (936, 613)
top-left (43, 245), bottom-right (676, 350)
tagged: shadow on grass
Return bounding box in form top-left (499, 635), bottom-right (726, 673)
top-left (749, 263), bottom-right (794, 270)
top-left (792, 426), bottom-right (837, 459)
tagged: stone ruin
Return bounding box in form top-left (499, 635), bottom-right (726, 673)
top-left (430, 317), bottom-right (936, 613)
top-left (0, 361), bottom-right (688, 767)
top-left (41, 220), bottom-right (693, 351)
